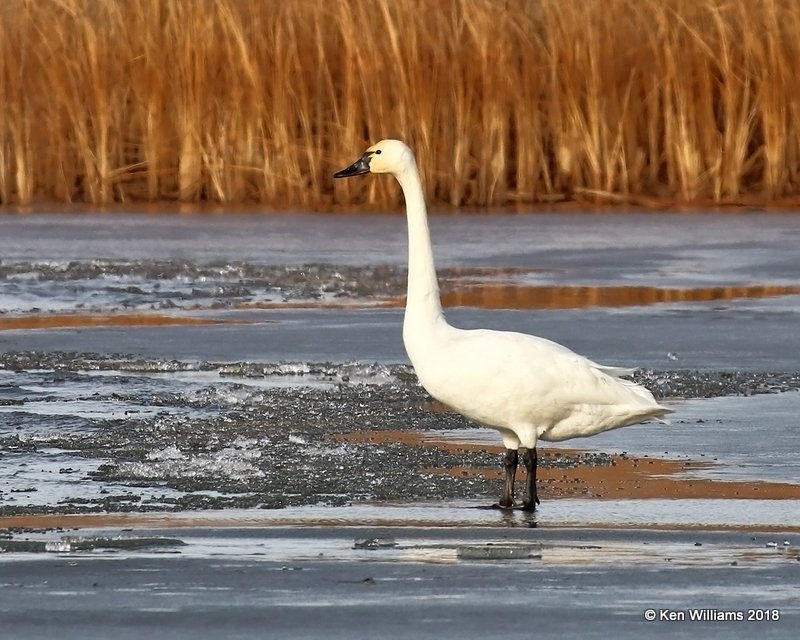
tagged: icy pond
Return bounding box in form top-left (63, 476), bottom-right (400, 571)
top-left (0, 212), bottom-right (799, 640)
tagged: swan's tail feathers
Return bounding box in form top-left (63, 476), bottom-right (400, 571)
top-left (649, 404), bottom-right (674, 424)
top-left (589, 362), bottom-right (672, 422)
top-left (615, 374), bottom-right (674, 424)
top-left (616, 403), bottom-right (673, 430)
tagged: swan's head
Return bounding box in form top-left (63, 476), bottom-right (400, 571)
top-left (333, 139), bottom-right (414, 179)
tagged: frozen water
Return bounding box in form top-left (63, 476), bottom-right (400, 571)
top-left (2, 213), bottom-right (800, 315)
top-left (0, 213), bottom-right (797, 284)
top-left (1, 213), bottom-right (800, 523)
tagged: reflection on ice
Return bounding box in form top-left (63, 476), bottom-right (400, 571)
top-left (86, 499), bottom-right (800, 531)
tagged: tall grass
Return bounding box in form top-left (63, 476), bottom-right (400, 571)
top-left (1, 0), bottom-right (800, 209)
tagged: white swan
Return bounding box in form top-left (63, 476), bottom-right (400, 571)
top-left (334, 140), bottom-right (671, 510)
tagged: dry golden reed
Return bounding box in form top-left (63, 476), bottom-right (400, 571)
top-left (1, 0), bottom-right (800, 209)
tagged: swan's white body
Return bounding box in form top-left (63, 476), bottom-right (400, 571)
top-left (335, 140), bottom-right (671, 500)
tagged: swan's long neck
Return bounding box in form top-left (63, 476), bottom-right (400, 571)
top-left (395, 162), bottom-right (444, 326)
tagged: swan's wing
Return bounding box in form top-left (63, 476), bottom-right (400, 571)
top-left (436, 327), bottom-right (665, 411)
top-left (525, 336), bottom-right (640, 378)
top-left (462, 328), bottom-right (637, 384)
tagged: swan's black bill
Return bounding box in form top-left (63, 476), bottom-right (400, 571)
top-left (334, 154), bottom-right (371, 178)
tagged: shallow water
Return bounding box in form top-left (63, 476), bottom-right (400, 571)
top-left (1, 524), bottom-right (797, 640)
top-left (1, 212), bottom-right (800, 529)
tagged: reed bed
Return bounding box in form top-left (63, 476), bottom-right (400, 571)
top-left (1, 0), bottom-right (800, 210)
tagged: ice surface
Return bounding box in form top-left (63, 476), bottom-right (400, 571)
top-left (2, 213), bottom-right (800, 520)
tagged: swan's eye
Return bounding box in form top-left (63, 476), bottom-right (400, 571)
top-left (374, 150), bottom-right (382, 155)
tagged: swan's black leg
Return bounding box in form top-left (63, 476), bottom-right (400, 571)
top-left (498, 448), bottom-right (518, 508)
top-left (520, 446), bottom-right (540, 511)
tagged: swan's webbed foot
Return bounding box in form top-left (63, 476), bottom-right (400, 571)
top-left (520, 446), bottom-right (540, 511)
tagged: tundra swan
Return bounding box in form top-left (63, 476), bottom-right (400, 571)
top-left (334, 140), bottom-right (671, 510)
